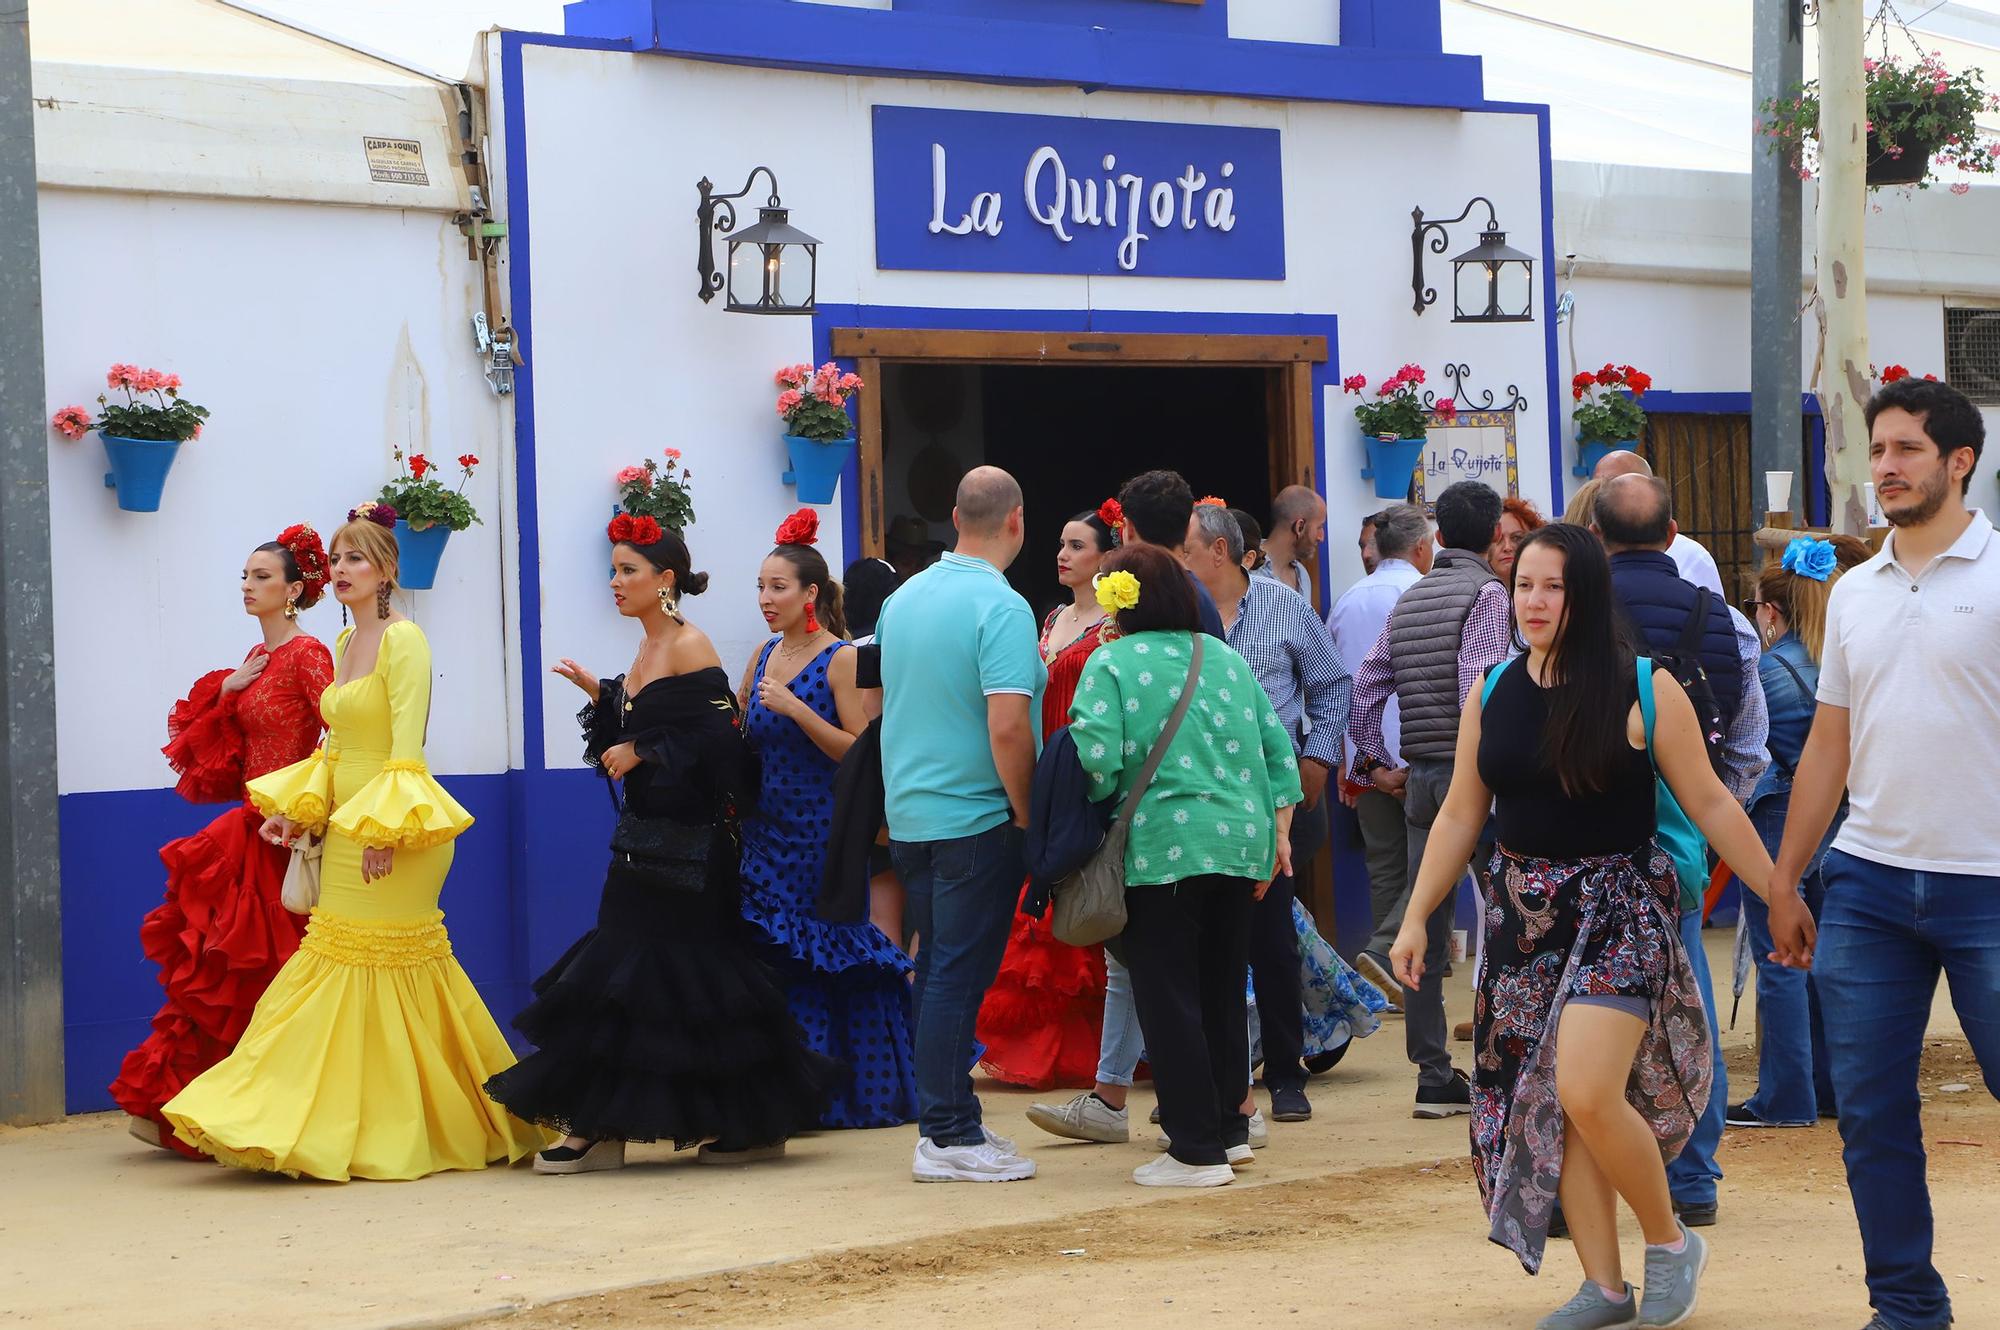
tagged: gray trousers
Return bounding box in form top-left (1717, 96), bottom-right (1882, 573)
top-left (1359, 788), bottom-right (1414, 954)
top-left (1397, 758), bottom-right (1491, 1088)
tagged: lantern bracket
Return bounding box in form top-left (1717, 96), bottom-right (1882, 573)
top-left (696, 166), bottom-right (783, 304)
top-left (1409, 195), bottom-right (1500, 316)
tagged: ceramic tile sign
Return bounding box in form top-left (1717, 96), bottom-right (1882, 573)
top-left (872, 105), bottom-right (1284, 279)
top-left (1412, 410), bottom-right (1520, 510)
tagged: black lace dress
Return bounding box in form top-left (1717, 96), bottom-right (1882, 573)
top-left (483, 668), bottom-right (836, 1147)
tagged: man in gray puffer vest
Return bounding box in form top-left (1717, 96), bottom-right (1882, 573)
top-left (1346, 481), bottom-right (1511, 1120)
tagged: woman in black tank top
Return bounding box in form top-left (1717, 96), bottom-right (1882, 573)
top-left (1387, 524), bottom-right (1787, 1323)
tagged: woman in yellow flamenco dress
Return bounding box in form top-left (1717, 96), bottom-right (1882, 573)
top-left (163, 506), bottom-right (551, 1180)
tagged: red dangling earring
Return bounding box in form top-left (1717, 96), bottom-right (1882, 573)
top-left (804, 602), bottom-right (820, 634)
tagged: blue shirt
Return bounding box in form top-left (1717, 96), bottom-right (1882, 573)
top-left (1220, 574), bottom-right (1351, 765)
top-left (876, 551), bottom-right (1045, 842)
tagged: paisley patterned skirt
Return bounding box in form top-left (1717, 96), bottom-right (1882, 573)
top-left (1471, 840), bottom-right (1712, 1274)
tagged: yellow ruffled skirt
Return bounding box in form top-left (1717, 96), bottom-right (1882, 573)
top-left (163, 842), bottom-right (551, 1181)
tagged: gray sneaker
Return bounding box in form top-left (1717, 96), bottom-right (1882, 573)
top-left (1537, 1280), bottom-right (1638, 1330)
top-left (1638, 1222), bottom-right (1709, 1326)
top-left (1025, 1092), bottom-right (1128, 1144)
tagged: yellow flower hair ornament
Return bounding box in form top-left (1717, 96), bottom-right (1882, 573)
top-left (1094, 569), bottom-right (1141, 614)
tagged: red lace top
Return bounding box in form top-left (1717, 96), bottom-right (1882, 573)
top-left (1038, 605), bottom-right (1108, 739)
top-left (163, 635), bottom-right (334, 804)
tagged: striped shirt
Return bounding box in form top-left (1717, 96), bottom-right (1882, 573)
top-left (1218, 573), bottom-right (1351, 766)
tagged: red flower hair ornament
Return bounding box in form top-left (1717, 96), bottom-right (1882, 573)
top-left (774, 508), bottom-right (819, 548)
top-left (608, 513), bottom-right (663, 547)
top-left (1097, 498), bottom-right (1124, 530)
top-left (277, 523), bottom-right (330, 595)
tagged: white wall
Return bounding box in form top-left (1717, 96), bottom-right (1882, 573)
top-left (1229, 0), bottom-right (1339, 46)
top-left (1562, 275), bottom-right (2000, 519)
top-left (514, 45), bottom-right (1553, 764)
top-left (41, 189), bottom-right (512, 795)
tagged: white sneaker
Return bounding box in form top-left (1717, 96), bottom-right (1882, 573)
top-left (1133, 1154), bottom-right (1234, 1188)
top-left (1025, 1092), bottom-right (1129, 1144)
top-left (1226, 1144), bottom-right (1254, 1167)
top-left (981, 1124), bottom-right (1017, 1154)
top-left (912, 1137), bottom-right (1037, 1183)
top-left (1159, 1110), bottom-right (1268, 1153)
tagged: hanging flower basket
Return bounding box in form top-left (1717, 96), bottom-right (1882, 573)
top-left (1345, 364), bottom-right (1453, 500)
top-left (1360, 435), bottom-right (1427, 501)
top-left (376, 451), bottom-right (482, 590)
top-left (49, 364), bottom-right (209, 513)
top-left (1759, 43), bottom-right (2000, 192)
top-left (1574, 439), bottom-right (1640, 479)
top-left (1866, 102), bottom-right (1943, 185)
top-left (774, 362), bottom-right (863, 504)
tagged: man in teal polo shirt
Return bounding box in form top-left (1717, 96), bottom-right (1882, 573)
top-left (878, 465), bottom-right (1044, 1184)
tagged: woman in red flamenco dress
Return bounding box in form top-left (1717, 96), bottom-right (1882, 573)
top-left (111, 526), bottom-right (335, 1154)
top-left (975, 502), bottom-right (1119, 1089)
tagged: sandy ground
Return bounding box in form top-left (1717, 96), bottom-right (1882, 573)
top-left (4, 936), bottom-right (1994, 1330)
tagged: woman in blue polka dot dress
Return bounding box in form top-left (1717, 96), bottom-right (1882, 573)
top-left (737, 509), bottom-right (918, 1129)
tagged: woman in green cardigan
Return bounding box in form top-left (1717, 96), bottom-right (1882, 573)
top-left (1068, 542), bottom-right (1302, 1189)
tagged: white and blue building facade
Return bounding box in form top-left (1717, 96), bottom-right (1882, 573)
top-left (52, 0), bottom-right (1559, 1109)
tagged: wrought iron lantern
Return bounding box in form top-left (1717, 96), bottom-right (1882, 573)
top-left (696, 167), bottom-right (819, 315)
top-left (1410, 197), bottom-right (1534, 323)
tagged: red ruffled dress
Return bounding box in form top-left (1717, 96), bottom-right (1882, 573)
top-left (975, 607), bottom-right (1111, 1089)
top-left (109, 635), bottom-right (334, 1154)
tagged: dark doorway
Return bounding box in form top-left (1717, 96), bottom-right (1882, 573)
top-left (881, 362), bottom-right (1271, 617)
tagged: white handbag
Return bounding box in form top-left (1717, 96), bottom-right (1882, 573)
top-left (280, 835), bottom-right (323, 914)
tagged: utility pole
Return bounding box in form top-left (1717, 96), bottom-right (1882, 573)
top-left (1753, 0), bottom-right (1805, 518)
top-left (0, 0), bottom-right (66, 1126)
top-left (1814, 0), bottom-right (1873, 535)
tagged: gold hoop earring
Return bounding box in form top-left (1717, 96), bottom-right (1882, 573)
top-left (658, 585), bottom-right (683, 625)
top-left (377, 583), bottom-right (392, 621)
top-left (284, 597), bottom-right (299, 621)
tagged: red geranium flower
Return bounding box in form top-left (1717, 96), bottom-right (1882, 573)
top-left (1880, 364), bottom-right (1910, 384)
top-left (1571, 371), bottom-right (1596, 392)
top-left (458, 453), bottom-right (479, 469)
top-left (1624, 370), bottom-right (1652, 396)
top-left (1596, 364), bottom-right (1618, 386)
top-left (607, 513), bottom-right (662, 546)
top-left (409, 453), bottom-right (430, 480)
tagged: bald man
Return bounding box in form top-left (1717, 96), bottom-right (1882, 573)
top-left (1591, 450), bottom-right (1726, 600)
top-left (1260, 485), bottom-right (1327, 607)
top-left (878, 465), bottom-right (1043, 1184)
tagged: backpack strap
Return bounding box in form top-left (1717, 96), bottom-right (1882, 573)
top-left (1676, 592), bottom-right (1713, 663)
top-left (1636, 655), bottom-right (1659, 766)
top-left (1478, 656), bottom-right (1515, 709)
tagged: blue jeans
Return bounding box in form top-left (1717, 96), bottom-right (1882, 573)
top-left (1665, 909), bottom-right (1727, 1206)
top-left (1096, 953), bottom-right (1145, 1087)
top-left (1738, 796), bottom-right (1837, 1123)
top-left (1816, 849), bottom-right (2000, 1330)
top-left (892, 820), bottom-right (1025, 1148)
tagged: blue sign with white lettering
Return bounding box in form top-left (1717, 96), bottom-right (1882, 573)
top-left (871, 105), bottom-right (1285, 280)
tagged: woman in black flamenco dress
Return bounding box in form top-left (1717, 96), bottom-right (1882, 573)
top-left (484, 516), bottom-right (835, 1173)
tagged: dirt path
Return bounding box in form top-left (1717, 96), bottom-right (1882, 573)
top-left (469, 1042), bottom-right (1999, 1330)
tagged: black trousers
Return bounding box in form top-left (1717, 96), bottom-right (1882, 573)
top-left (1123, 874), bottom-right (1257, 1167)
top-left (1250, 801), bottom-right (1327, 1092)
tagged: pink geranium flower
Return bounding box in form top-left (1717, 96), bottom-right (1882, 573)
top-left (51, 405), bottom-right (92, 440)
top-left (1341, 374), bottom-right (1367, 394)
top-left (664, 447), bottom-right (682, 460)
top-left (616, 465), bottom-right (646, 485)
top-left (106, 363), bottom-right (140, 391)
top-left (776, 388), bottom-right (804, 416)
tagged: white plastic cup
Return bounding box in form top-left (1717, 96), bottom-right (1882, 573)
top-left (1450, 929), bottom-right (1469, 964)
top-left (1765, 470), bottom-right (1794, 514)
top-left (1865, 482), bottom-right (1886, 527)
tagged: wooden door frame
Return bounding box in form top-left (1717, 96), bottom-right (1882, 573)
top-left (829, 327), bottom-right (1328, 561)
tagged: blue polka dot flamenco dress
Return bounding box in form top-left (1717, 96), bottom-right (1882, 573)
top-left (740, 641), bottom-right (917, 1128)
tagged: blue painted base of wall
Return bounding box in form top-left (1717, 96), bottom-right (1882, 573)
top-left (59, 767), bottom-right (619, 1114)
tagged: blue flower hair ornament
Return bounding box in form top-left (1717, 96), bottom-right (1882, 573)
top-left (1782, 536), bottom-right (1837, 582)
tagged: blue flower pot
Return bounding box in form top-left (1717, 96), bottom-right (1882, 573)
top-left (1574, 438), bottom-right (1639, 479)
top-left (1360, 435), bottom-right (1427, 501)
top-left (100, 434), bottom-right (183, 512)
top-left (395, 520), bottom-right (453, 591)
top-left (782, 433), bottom-right (855, 506)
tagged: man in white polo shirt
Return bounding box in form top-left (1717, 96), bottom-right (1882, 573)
top-left (1768, 377), bottom-right (1998, 1330)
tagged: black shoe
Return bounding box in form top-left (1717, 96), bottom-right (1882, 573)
top-left (1726, 1101), bottom-right (1810, 1129)
top-left (1672, 1197), bottom-right (1718, 1227)
top-left (1270, 1086), bottom-right (1312, 1122)
top-left (1413, 1069), bottom-right (1472, 1119)
top-left (1303, 1040), bottom-right (1351, 1076)
top-left (1547, 1203), bottom-right (1569, 1241)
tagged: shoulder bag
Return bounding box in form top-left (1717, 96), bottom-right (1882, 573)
top-left (280, 834), bottom-right (323, 914)
top-left (1051, 633), bottom-right (1205, 947)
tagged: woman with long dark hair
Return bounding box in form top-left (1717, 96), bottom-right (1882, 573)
top-left (738, 508), bottom-right (917, 1128)
top-left (113, 527), bottom-right (334, 1153)
top-left (484, 515), bottom-right (833, 1172)
top-left (976, 501), bottom-right (1118, 1089)
top-left (1390, 523), bottom-right (1785, 1326)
